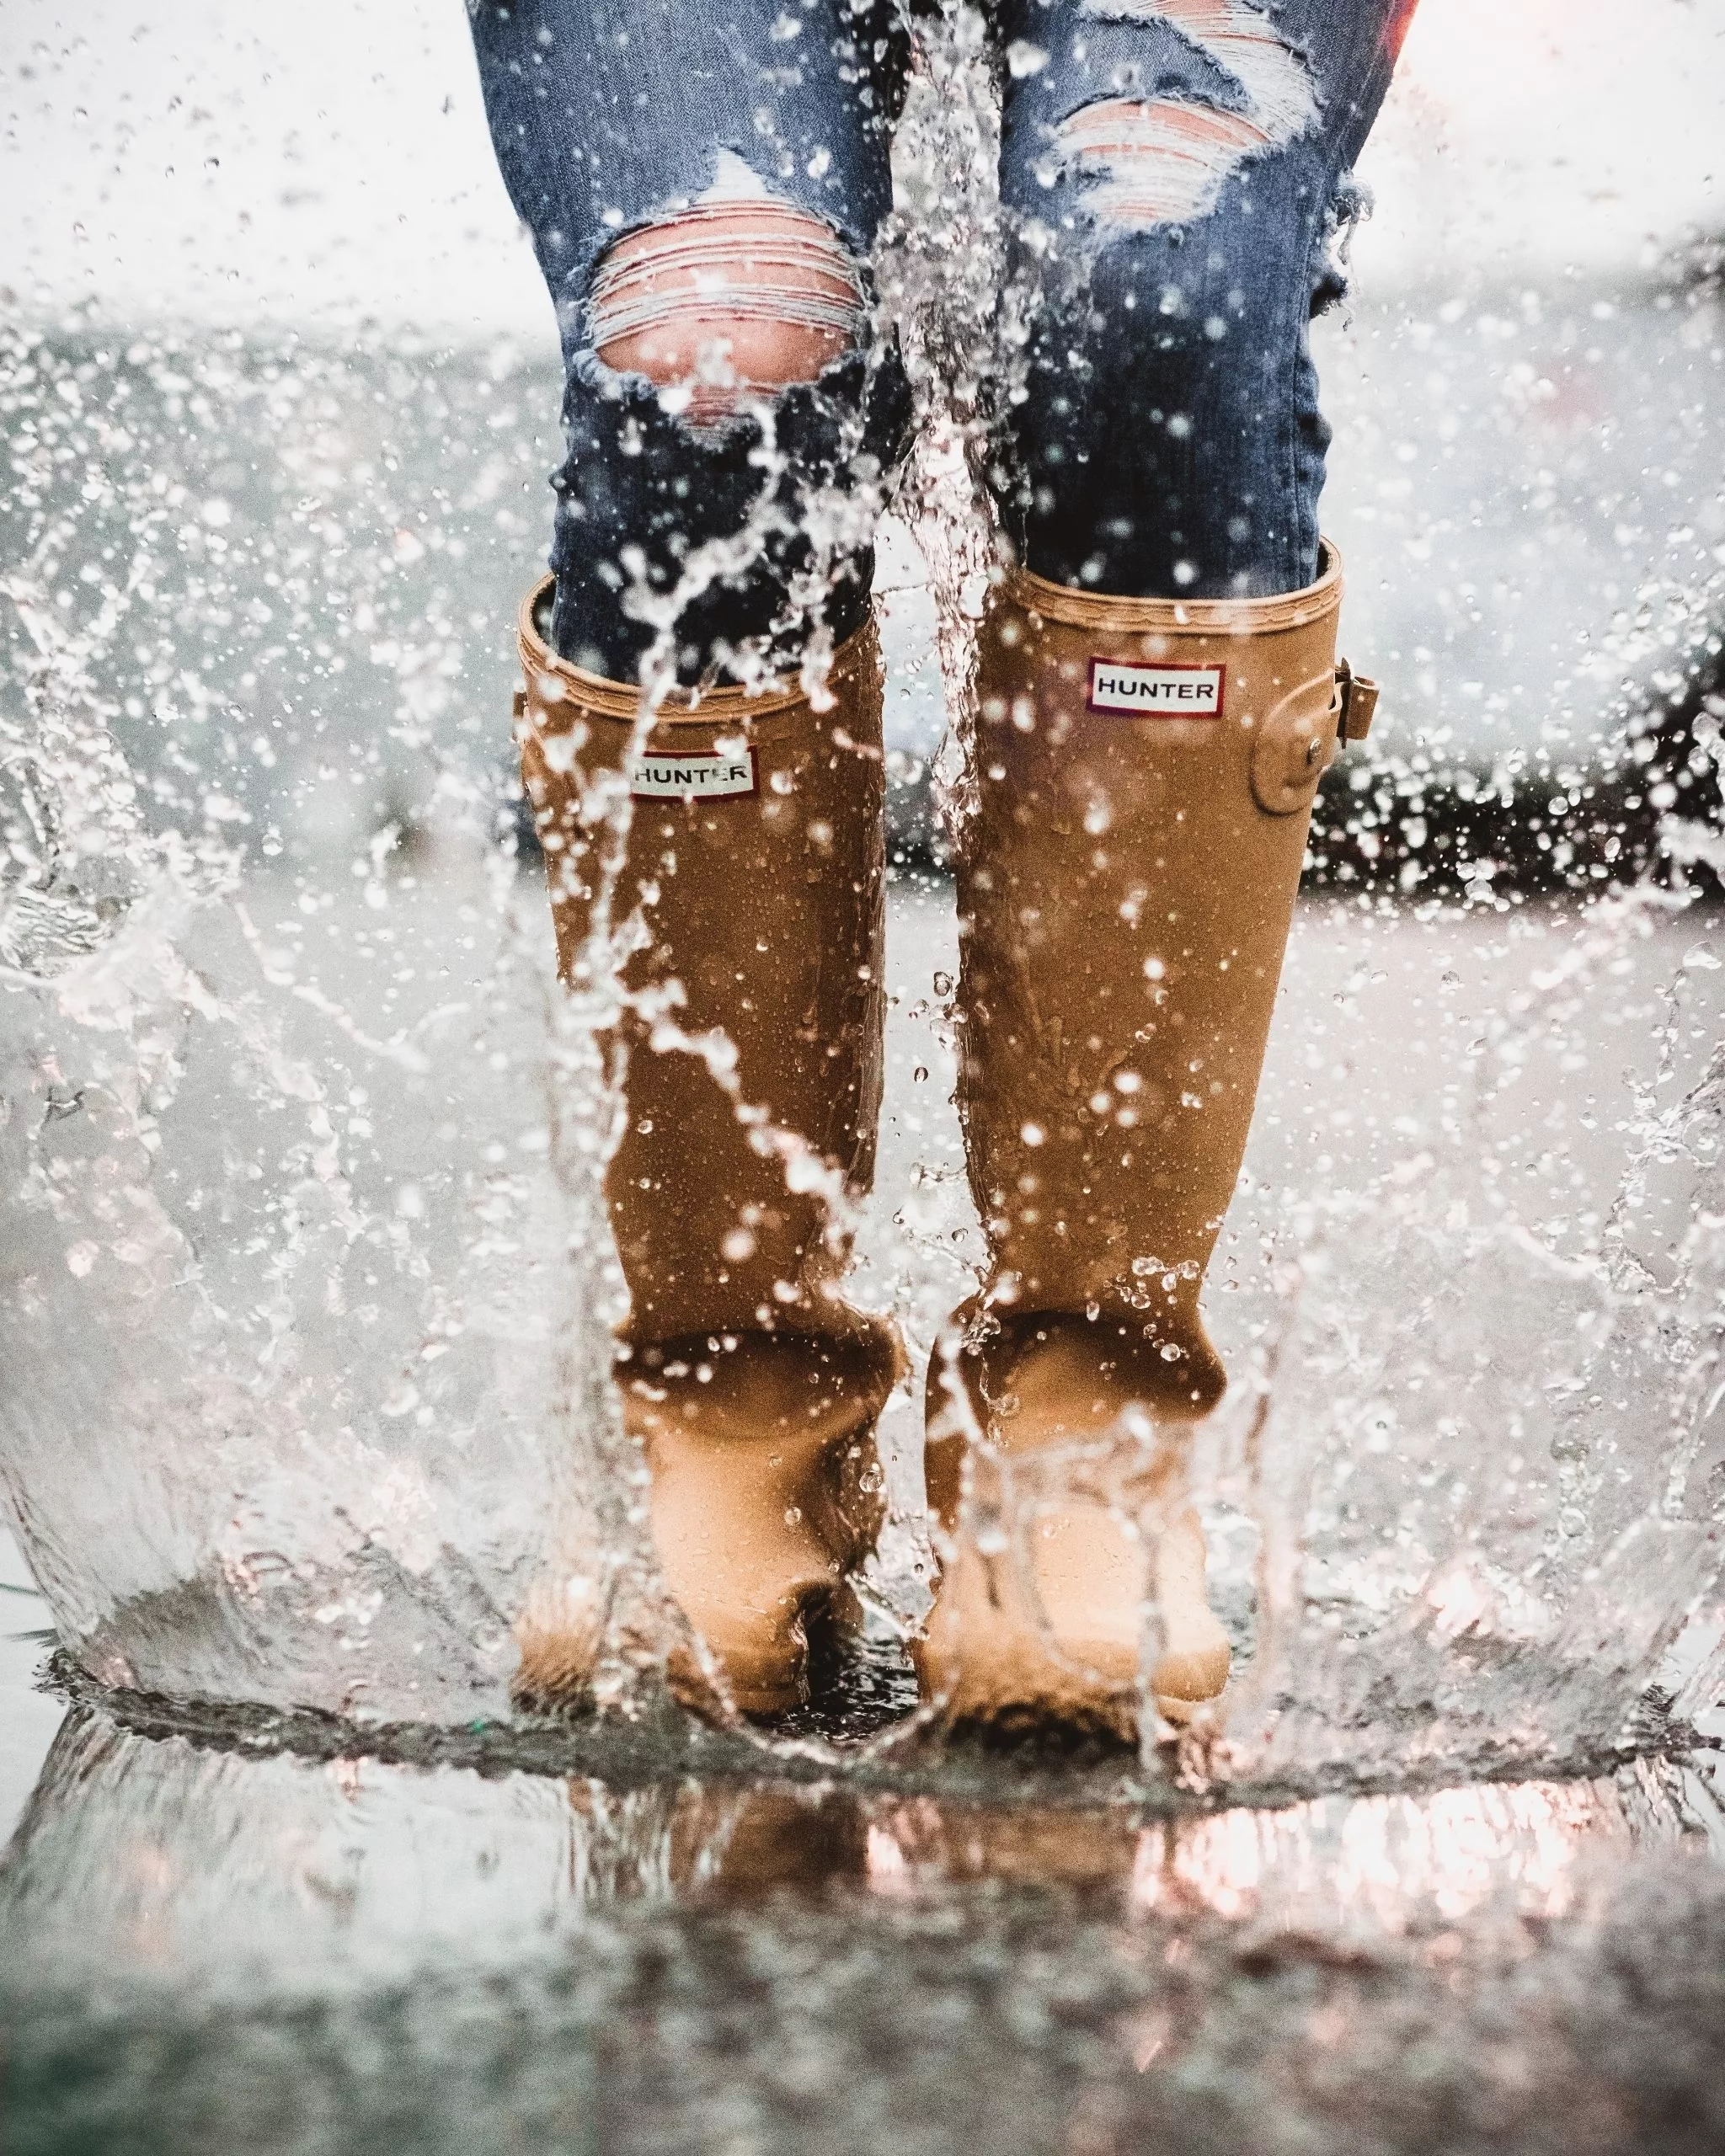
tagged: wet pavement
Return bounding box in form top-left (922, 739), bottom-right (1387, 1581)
top-left (0, 1532), bottom-right (58, 1845)
top-left (6, 1435), bottom-right (1725, 2156)
top-left (3, 1678), bottom-right (1724, 2155)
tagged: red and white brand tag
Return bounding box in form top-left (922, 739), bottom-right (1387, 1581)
top-left (1087, 659), bottom-right (1226, 718)
top-left (628, 748), bottom-right (757, 800)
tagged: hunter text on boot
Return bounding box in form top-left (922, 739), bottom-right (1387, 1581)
top-left (628, 750), bottom-right (758, 800)
top-left (1087, 659), bottom-right (1226, 717)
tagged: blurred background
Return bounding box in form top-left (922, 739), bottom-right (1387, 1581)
top-left (3, 0), bottom-right (1722, 858)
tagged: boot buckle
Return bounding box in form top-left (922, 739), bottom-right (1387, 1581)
top-left (1334, 660), bottom-right (1380, 744)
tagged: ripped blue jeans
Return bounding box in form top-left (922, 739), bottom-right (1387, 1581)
top-left (469, 0), bottom-right (1416, 680)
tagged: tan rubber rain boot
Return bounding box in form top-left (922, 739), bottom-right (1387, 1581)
top-left (919, 542), bottom-right (1375, 1739)
top-left (513, 577), bottom-right (903, 1715)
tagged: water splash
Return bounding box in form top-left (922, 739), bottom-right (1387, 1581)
top-left (0, 21), bottom-right (1722, 1788)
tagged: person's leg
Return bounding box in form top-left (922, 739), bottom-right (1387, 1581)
top-left (470, 0), bottom-right (912, 682)
top-left (469, 0), bottom-right (911, 1712)
top-left (920, 0), bottom-right (1409, 1736)
top-left (996, 0), bottom-right (1417, 600)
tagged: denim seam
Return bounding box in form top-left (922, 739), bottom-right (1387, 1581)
top-left (1283, 21), bottom-right (1404, 581)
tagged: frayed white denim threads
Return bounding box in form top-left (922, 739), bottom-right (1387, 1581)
top-left (1055, 0), bottom-right (1318, 232)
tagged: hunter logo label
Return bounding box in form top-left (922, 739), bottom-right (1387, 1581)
top-left (1087, 659), bottom-right (1226, 718)
top-left (628, 748), bottom-right (757, 800)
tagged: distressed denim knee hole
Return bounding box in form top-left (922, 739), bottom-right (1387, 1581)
top-left (1054, 0), bottom-right (1317, 232)
top-left (590, 200), bottom-right (868, 429)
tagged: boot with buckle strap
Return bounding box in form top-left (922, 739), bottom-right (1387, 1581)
top-left (919, 542), bottom-right (1375, 1739)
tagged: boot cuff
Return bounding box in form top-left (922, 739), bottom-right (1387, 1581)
top-left (516, 574), bottom-right (879, 726)
top-left (998, 541), bottom-right (1343, 639)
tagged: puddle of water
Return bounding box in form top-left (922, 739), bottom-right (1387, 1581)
top-left (6, 1703), bottom-right (1722, 1995)
top-left (0, 1529), bottom-right (59, 1844)
top-left (2, 1698), bottom-right (1723, 2154)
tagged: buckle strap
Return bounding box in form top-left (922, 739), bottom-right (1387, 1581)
top-left (1334, 659), bottom-right (1379, 744)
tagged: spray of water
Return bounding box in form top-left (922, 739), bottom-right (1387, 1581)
top-left (1, 6), bottom-right (1722, 1786)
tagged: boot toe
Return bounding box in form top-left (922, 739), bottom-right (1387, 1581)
top-left (1150, 1628), bottom-right (1231, 1721)
top-left (671, 1574), bottom-right (858, 1718)
top-left (916, 1502), bottom-right (1142, 1741)
top-left (919, 1450), bottom-right (1236, 1741)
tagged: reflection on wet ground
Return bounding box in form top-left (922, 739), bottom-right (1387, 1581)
top-left (3, 1692), bottom-right (1723, 2154)
top-left (0, 1537), bottom-right (59, 1846)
